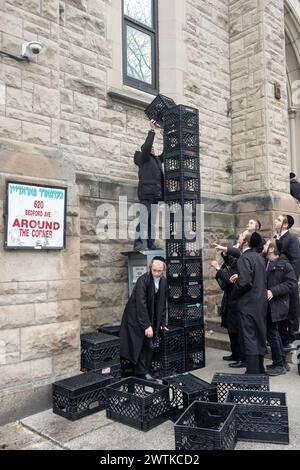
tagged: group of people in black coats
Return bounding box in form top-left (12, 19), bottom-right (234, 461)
top-left (212, 216), bottom-right (300, 376)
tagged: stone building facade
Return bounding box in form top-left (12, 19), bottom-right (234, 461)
top-left (0, 0), bottom-right (299, 423)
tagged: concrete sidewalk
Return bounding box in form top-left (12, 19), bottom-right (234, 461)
top-left (1, 347), bottom-right (300, 450)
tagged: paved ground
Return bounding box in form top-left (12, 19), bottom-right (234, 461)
top-left (0, 347), bottom-right (299, 450)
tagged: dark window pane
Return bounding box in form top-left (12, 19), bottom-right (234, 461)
top-left (124, 0), bottom-right (153, 27)
top-left (126, 25), bottom-right (152, 85)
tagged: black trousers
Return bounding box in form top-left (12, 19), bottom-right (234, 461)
top-left (134, 338), bottom-right (154, 376)
top-left (278, 287), bottom-right (300, 345)
top-left (228, 331), bottom-right (241, 361)
top-left (245, 355), bottom-right (265, 374)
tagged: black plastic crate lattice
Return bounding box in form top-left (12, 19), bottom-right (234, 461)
top-left (156, 326), bottom-right (185, 355)
top-left (185, 349), bottom-right (206, 371)
top-left (105, 377), bottom-right (170, 431)
top-left (185, 324), bottom-right (205, 351)
top-left (164, 105), bottom-right (199, 132)
top-left (53, 372), bottom-right (113, 421)
top-left (81, 332), bottom-right (120, 370)
top-left (163, 373), bottom-right (217, 413)
top-left (174, 401), bottom-right (236, 450)
top-left (211, 373), bottom-right (270, 403)
top-left (144, 94), bottom-right (176, 128)
top-left (167, 258), bottom-right (202, 279)
top-left (168, 279), bottom-right (202, 302)
top-left (164, 129), bottom-right (199, 155)
top-left (165, 174), bottom-right (200, 199)
top-left (168, 302), bottom-right (204, 327)
top-left (166, 240), bottom-right (202, 258)
top-left (225, 390), bottom-right (289, 444)
top-left (152, 352), bottom-right (186, 378)
top-left (164, 153), bottom-right (200, 175)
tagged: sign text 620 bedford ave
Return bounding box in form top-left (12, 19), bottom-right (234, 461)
top-left (5, 182), bottom-right (67, 250)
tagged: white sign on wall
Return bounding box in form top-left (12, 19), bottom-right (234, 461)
top-left (5, 181), bottom-right (67, 250)
top-left (132, 266), bottom-right (147, 283)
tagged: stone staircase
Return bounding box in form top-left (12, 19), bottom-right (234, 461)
top-left (205, 315), bottom-right (295, 363)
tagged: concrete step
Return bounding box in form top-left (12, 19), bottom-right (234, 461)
top-left (205, 316), bottom-right (224, 335)
top-left (204, 327), bottom-right (295, 364)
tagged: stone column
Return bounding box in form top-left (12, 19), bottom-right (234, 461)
top-left (288, 107), bottom-right (298, 172)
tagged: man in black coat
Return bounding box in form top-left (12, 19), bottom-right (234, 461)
top-left (120, 257), bottom-right (167, 381)
top-left (133, 119), bottom-right (164, 251)
top-left (264, 239), bottom-right (297, 376)
top-left (231, 231), bottom-right (268, 374)
top-left (290, 173), bottom-right (300, 203)
top-left (211, 253), bottom-right (245, 367)
top-left (274, 214), bottom-right (300, 348)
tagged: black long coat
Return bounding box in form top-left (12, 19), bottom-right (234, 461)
top-left (275, 230), bottom-right (300, 320)
top-left (215, 253), bottom-right (239, 333)
top-left (120, 273), bottom-right (167, 364)
top-left (267, 255), bottom-right (297, 323)
top-left (290, 178), bottom-right (300, 203)
top-left (134, 131), bottom-right (164, 201)
top-left (231, 249), bottom-right (267, 356)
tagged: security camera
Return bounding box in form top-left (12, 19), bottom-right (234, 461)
top-left (21, 41), bottom-right (43, 58)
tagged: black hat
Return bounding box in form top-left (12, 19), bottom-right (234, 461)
top-left (290, 172), bottom-right (296, 179)
top-left (286, 215), bottom-right (294, 229)
top-left (250, 232), bottom-right (262, 249)
top-left (152, 256), bottom-right (166, 263)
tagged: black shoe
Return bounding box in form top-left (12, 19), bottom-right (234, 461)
top-left (228, 361), bottom-right (246, 368)
top-left (266, 363), bottom-right (276, 369)
top-left (222, 355), bottom-right (236, 361)
top-left (284, 363), bottom-right (291, 372)
top-left (133, 243), bottom-right (143, 252)
top-left (267, 366), bottom-right (286, 376)
top-left (136, 373), bottom-right (158, 382)
top-left (147, 245), bottom-right (159, 250)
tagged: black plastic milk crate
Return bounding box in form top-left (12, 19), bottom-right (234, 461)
top-left (167, 258), bottom-right (202, 280)
top-left (156, 326), bottom-right (185, 355)
top-left (225, 390), bottom-right (289, 444)
top-left (166, 239), bottom-right (202, 259)
top-left (168, 279), bottom-right (202, 303)
top-left (105, 377), bottom-right (170, 431)
top-left (96, 363), bottom-right (121, 381)
top-left (185, 324), bottom-right (205, 351)
top-left (164, 105), bottom-right (199, 132)
top-left (52, 372), bottom-right (113, 421)
top-left (164, 128), bottom-right (199, 155)
top-left (98, 324), bottom-right (120, 337)
top-left (152, 351), bottom-right (186, 378)
top-left (211, 373), bottom-right (270, 403)
top-left (164, 151), bottom-right (200, 175)
top-left (166, 198), bottom-right (201, 219)
top-left (168, 216), bottom-right (201, 241)
top-left (174, 401), bottom-right (236, 450)
top-left (168, 302), bottom-right (204, 327)
top-left (163, 373), bottom-right (217, 421)
top-left (165, 173), bottom-right (200, 200)
top-left (81, 332), bottom-right (120, 370)
top-left (144, 94), bottom-right (176, 128)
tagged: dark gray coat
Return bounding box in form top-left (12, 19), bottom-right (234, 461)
top-left (134, 131), bottom-right (164, 201)
top-left (120, 273), bottom-right (167, 364)
top-left (231, 249), bottom-right (267, 356)
top-left (267, 255), bottom-right (297, 323)
top-left (290, 178), bottom-right (300, 203)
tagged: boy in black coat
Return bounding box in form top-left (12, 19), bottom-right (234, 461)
top-left (264, 240), bottom-right (297, 376)
top-left (133, 120), bottom-right (164, 251)
top-left (120, 257), bottom-right (167, 381)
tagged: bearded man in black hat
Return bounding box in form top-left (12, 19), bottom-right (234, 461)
top-left (120, 256), bottom-right (167, 381)
top-left (231, 231), bottom-right (268, 374)
top-left (274, 214), bottom-right (300, 348)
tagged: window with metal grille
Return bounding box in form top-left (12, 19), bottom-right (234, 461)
top-left (123, 0), bottom-right (159, 93)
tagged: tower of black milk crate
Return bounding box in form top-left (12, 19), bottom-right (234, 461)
top-left (163, 104), bottom-right (205, 371)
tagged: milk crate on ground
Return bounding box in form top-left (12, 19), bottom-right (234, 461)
top-left (98, 325), bottom-right (121, 337)
top-left (52, 372), bottom-right (113, 421)
top-left (151, 351), bottom-right (185, 378)
top-left (81, 332), bottom-right (120, 370)
top-left (174, 401), bottom-right (236, 450)
top-left (226, 390), bottom-right (289, 444)
top-left (163, 373), bottom-right (217, 421)
top-left (105, 377), bottom-right (170, 431)
top-left (211, 373), bottom-right (270, 403)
